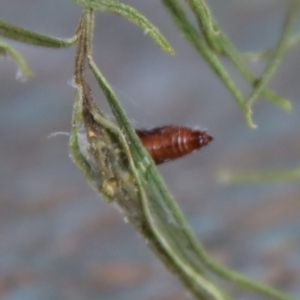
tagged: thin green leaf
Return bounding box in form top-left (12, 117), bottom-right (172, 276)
top-left (72, 0), bottom-right (175, 55)
top-left (247, 0), bottom-right (300, 107)
top-left (218, 168), bottom-right (300, 185)
top-left (216, 30), bottom-right (293, 112)
top-left (0, 39), bottom-right (33, 78)
top-left (162, 0), bottom-right (292, 122)
top-left (243, 31), bottom-right (300, 61)
top-left (184, 0), bottom-right (222, 53)
top-left (0, 19), bottom-right (77, 48)
top-left (161, 0), bottom-right (258, 127)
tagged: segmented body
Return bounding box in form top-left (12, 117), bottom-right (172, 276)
top-left (136, 126), bottom-right (213, 164)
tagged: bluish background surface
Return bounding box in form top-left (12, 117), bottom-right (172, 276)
top-left (0, 1), bottom-right (299, 299)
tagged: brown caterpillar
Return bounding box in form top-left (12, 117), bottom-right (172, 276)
top-left (136, 126), bottom-right (213, 164)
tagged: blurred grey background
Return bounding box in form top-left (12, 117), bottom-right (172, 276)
top-left (0, 1), bottom-right (300, 299)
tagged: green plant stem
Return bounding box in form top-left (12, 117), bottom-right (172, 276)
top-left (193, 244), bottom-right (293, 300)
top-left (243, 31), bottom-right (300, 61)
top-left (188, 0), bottom-right (292, 112)
top-left (184, 0), bottom-right (222, 53)
top-left (0, 19), bottom-right (77, 48)
top-left (212, 27), bottom-right (292, 112)
top-left (247, 0), bottom-right (300, 108)
top-left (72, 0), bottom-right (175, 54)
top-left (219, 168), bottom-right (300, 185)
top-left (162, 0), bottom-right (293, 123)
top-left (161, 0), bottom-right (256, 127)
